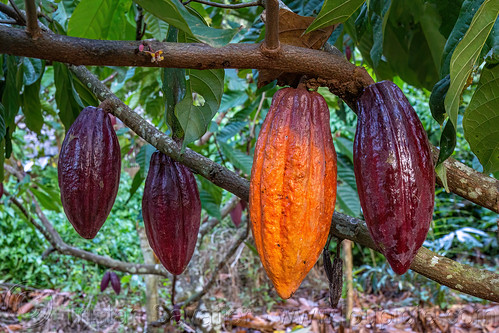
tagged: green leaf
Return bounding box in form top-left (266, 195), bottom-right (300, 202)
top-left (369, 0), bottom-right (391, 68)
top-left (53, 62), bottom-right (82, 131)
top-left (334, 136), bottom-right (354, 164)
top-left (336, 155), bottom-right (360, 217)
top-left (126, 171), bottom-right (144, 204)
top-left (198, 176), bottom-right (221, 219)
top-left (31, 187), bottom-right (61, 212)
top-left (218, 141), bottom-right (253, 176)
top-left (162, 27), bottom-right (186, 140)
top-left (440, 0), bottom-right (486, 78)
top-left (22, 78), bottom-right (44, 133)
top-left (134, 0), bottom-right (238, 47)
top-left (22, 58), bottom-right (44, 86)
top-left (135, 144), bottom-right (156, 178)
top-left (306, 0), bottom-right (366, 33)
top-left (1, 56), bottom-right (21, 127)
top-left (175, 68), bottom-right (224, 147)
top-left (68, 0), bottom-right (133, 40)
top-left (437, 119), bottom-right (457, 166)
top-left (0, 104), bottom-right (6, 140)
top-left (463, 65), bottom-right (499, 173)
top-left (444, 0), bottom-right (499, 130)
top-left (429, 75), bottom-right (451, 125)
top-left (143, 11), bottom-right (169, 40)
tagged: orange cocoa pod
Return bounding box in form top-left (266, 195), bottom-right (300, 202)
top-left (249, 87), bottom-right (337, 299)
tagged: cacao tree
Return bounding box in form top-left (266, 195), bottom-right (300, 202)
top-left (0, 0), bottom-right (498, 326)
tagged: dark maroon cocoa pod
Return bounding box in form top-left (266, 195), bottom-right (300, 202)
top-left (354, 81), bottom-right (435, 275)
top-left (58, 106), bottom-right (121, 239)
top-left (100, 271), bottom-right (111, 292)
top-left (110, 272), bottom-right (121, 295)
top-left (142, 151), bottom-right (201, 275)
top-left (230, 201), bottom-right (243, 227)
top-left (0, 183), bottom-right (3, 199)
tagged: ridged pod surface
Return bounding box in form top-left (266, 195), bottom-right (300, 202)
top-left (249, 87), bottom-right (337, 299)
top-left (354, 81), bottom-right (435, 275)
top-left (58, 106), bottom-right (121, 239)
top-left (142, 152), bottom-right (201, 275)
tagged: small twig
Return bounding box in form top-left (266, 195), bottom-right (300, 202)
top-left (24, 0), bottom-right (41, 38)
top-left (262, 0), bottom-right (279, 52)
top-left (0, 3), bottom-right (24, 25)
top-left (8, 0), bottom-right (25, 24)
top-left (183, 0), bottom-right (262, 9)
top-left (171, 275), bottom-right (177, 305)
top-left (101, 72), bottom-right (118, 84)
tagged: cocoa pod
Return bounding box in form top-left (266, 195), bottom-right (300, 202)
top-left (110, 272), bottom-right (121, 295)
top-left (58, 106), bottom-right (121, 239)
top-left (142, 151), bottom-right (201, 275)
top-left (230, 201), bottom-right (244, 228)
top-left (354, 80), bottom-right (435, 275)
top-left (100, 271), bottom-right (111, 292)
top-left (0, 183), bottom-right (3, 199)
top-left (249, 87), bottom-right (337, 299)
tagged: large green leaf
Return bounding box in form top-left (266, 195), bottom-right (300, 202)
top-left (440, 0), bottom-right (486, 78)
top-left (444, 0), bottom-right (499, 130)
top-left (22, 78), bottom-right (44, 133)
top-left (22, 58), bottom-right (44, 86)
top-left (463, 65), bottom-right (499, 173)
top-left (162, 27), bottom-right (186, 140)
top-left (134, 0), bottom-right (238, 47)
top-left (306, 0), bottom-right (365, 33)
top-left (53, 62), bottom-right (83, 131)
top-left (1, 56), bottom-right (22, 127)
top-left (143, 11), bottom-right (169, 41)
top-left (68, 0), bottom-right (133, 40)
top-left (175, 68), bottom-right (224, 147)
top-left (369, 0), bottom-right (391, 68)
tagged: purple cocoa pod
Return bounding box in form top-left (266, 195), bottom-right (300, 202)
top-left (58, 107), bottom-right (121, 239)
top-left (354, 81), bottom-right (435, 275)
top-left (142, 152), bottom-right (201, 275)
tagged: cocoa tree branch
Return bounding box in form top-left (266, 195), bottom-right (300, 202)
top-left (183, 0), bottom-right (263, 9)
top-left (0, 25), bottom-right (372, 105)
top-left (24, 0), bottom-right (40, 38)
top-left (331, 213), bottom-right (499, 302)
top-left (4, 164), bottom-right (169, 277)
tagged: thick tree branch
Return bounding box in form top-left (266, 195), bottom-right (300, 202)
top-left (331, 213), bottom-right (499, 302)
top-left (69, 65), bottom-right (499, 302)
top-left (24, 0), bottom-right (40, 38)
top-left (432, 148), bottom-right (499, 213)
top-left (0, 26), bottom-right (373, 104)
top-left (4, 164), bottom-right (169, 277)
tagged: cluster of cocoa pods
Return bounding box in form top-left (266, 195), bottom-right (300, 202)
top-left (58, 79), bottom-right (434, 298)
top-left (249, 81), bottom-right (434, 298)
top-left (58, 106), bottom-right (201, 276)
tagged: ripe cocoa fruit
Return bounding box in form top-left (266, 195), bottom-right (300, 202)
top-left (142, 151), bottom-right (201, 275)
top-left (354, 81), bottom-right (435, 275)
top-left (58, 106), bottom-right (121, 239)
top-left (249, 87), bottom-right (337, 299)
